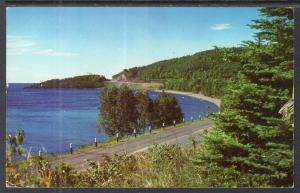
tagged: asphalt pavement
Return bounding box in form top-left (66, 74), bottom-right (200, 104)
top-left (51, 119), bottom-right (213, 170)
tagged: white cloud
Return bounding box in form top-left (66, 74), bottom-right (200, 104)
top-left (34, 49), bottom-right (77, 57)
top-left (7, 35), bottom-right (36, 55)
top-left (211, 23), bottom-right (232, 31)
top-left (7, 35), bottom-right (76, 57)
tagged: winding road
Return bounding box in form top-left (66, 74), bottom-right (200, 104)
top-left (51, 119), bottom-right (214, 170)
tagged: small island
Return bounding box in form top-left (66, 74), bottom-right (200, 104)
top-left (28, 74), bottom-right (108, 89)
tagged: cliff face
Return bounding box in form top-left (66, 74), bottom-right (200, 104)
top-left (115, 74), bottom-right (130, 82)
top-left (112, 67), bottom-right (142, 82)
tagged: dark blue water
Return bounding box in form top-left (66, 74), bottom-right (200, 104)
top-left (6, 83), bottom-right (219, 155)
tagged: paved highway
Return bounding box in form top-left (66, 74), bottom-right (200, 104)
top-left (51, 119), bottom-right (213, 170)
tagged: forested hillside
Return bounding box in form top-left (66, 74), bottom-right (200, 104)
top-left (113, 47), bottom-right (243, 98)
top-left (29, 74), bottom-right (108, 89)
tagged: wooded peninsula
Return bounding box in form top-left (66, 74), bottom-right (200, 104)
top-left (28, 74), bottom-right (108, 89)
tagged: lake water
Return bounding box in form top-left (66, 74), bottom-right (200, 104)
top-left (6, 83), bottom-right (219, 155)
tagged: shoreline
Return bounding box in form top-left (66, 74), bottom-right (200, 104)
top-left (9, 83), bottom-right (220, 158)
top-left (153, 89), bottom-right (221, 108)
top-left (106, 80), bottom-right (221, 107)
top-left (40, 89), bottom-right (219, 158)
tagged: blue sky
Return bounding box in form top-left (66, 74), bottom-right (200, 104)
top-left (7, 7), bottom-right (260, 83)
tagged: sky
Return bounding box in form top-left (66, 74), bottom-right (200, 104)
top-left (7, 7), bottom-right (261, 83)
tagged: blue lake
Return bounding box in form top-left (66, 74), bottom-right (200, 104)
top-left (6, 83), bottom-right (219, 155)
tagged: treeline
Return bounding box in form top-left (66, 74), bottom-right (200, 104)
top-left (113, 47), bottom-right (243, 98)
top-left (99, 86), bottom-right (183, 137)
top-left (29, 74), bottom-right (108, 89)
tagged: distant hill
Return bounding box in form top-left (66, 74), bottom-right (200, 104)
top-left (113, 47), bottom-right (243, 98)
top-left (28, 74), bottom-right (108, 89)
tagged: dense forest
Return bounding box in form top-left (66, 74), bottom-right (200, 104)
top-left (28, 74), bottom-right (108, 89)
top-left (113, 47), bottom-right (243, 98)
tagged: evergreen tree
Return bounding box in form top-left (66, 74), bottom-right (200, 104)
top-left (153, 91), bottom-right (184, 127)
top-left (195, 8), bottom-right (294, 187)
